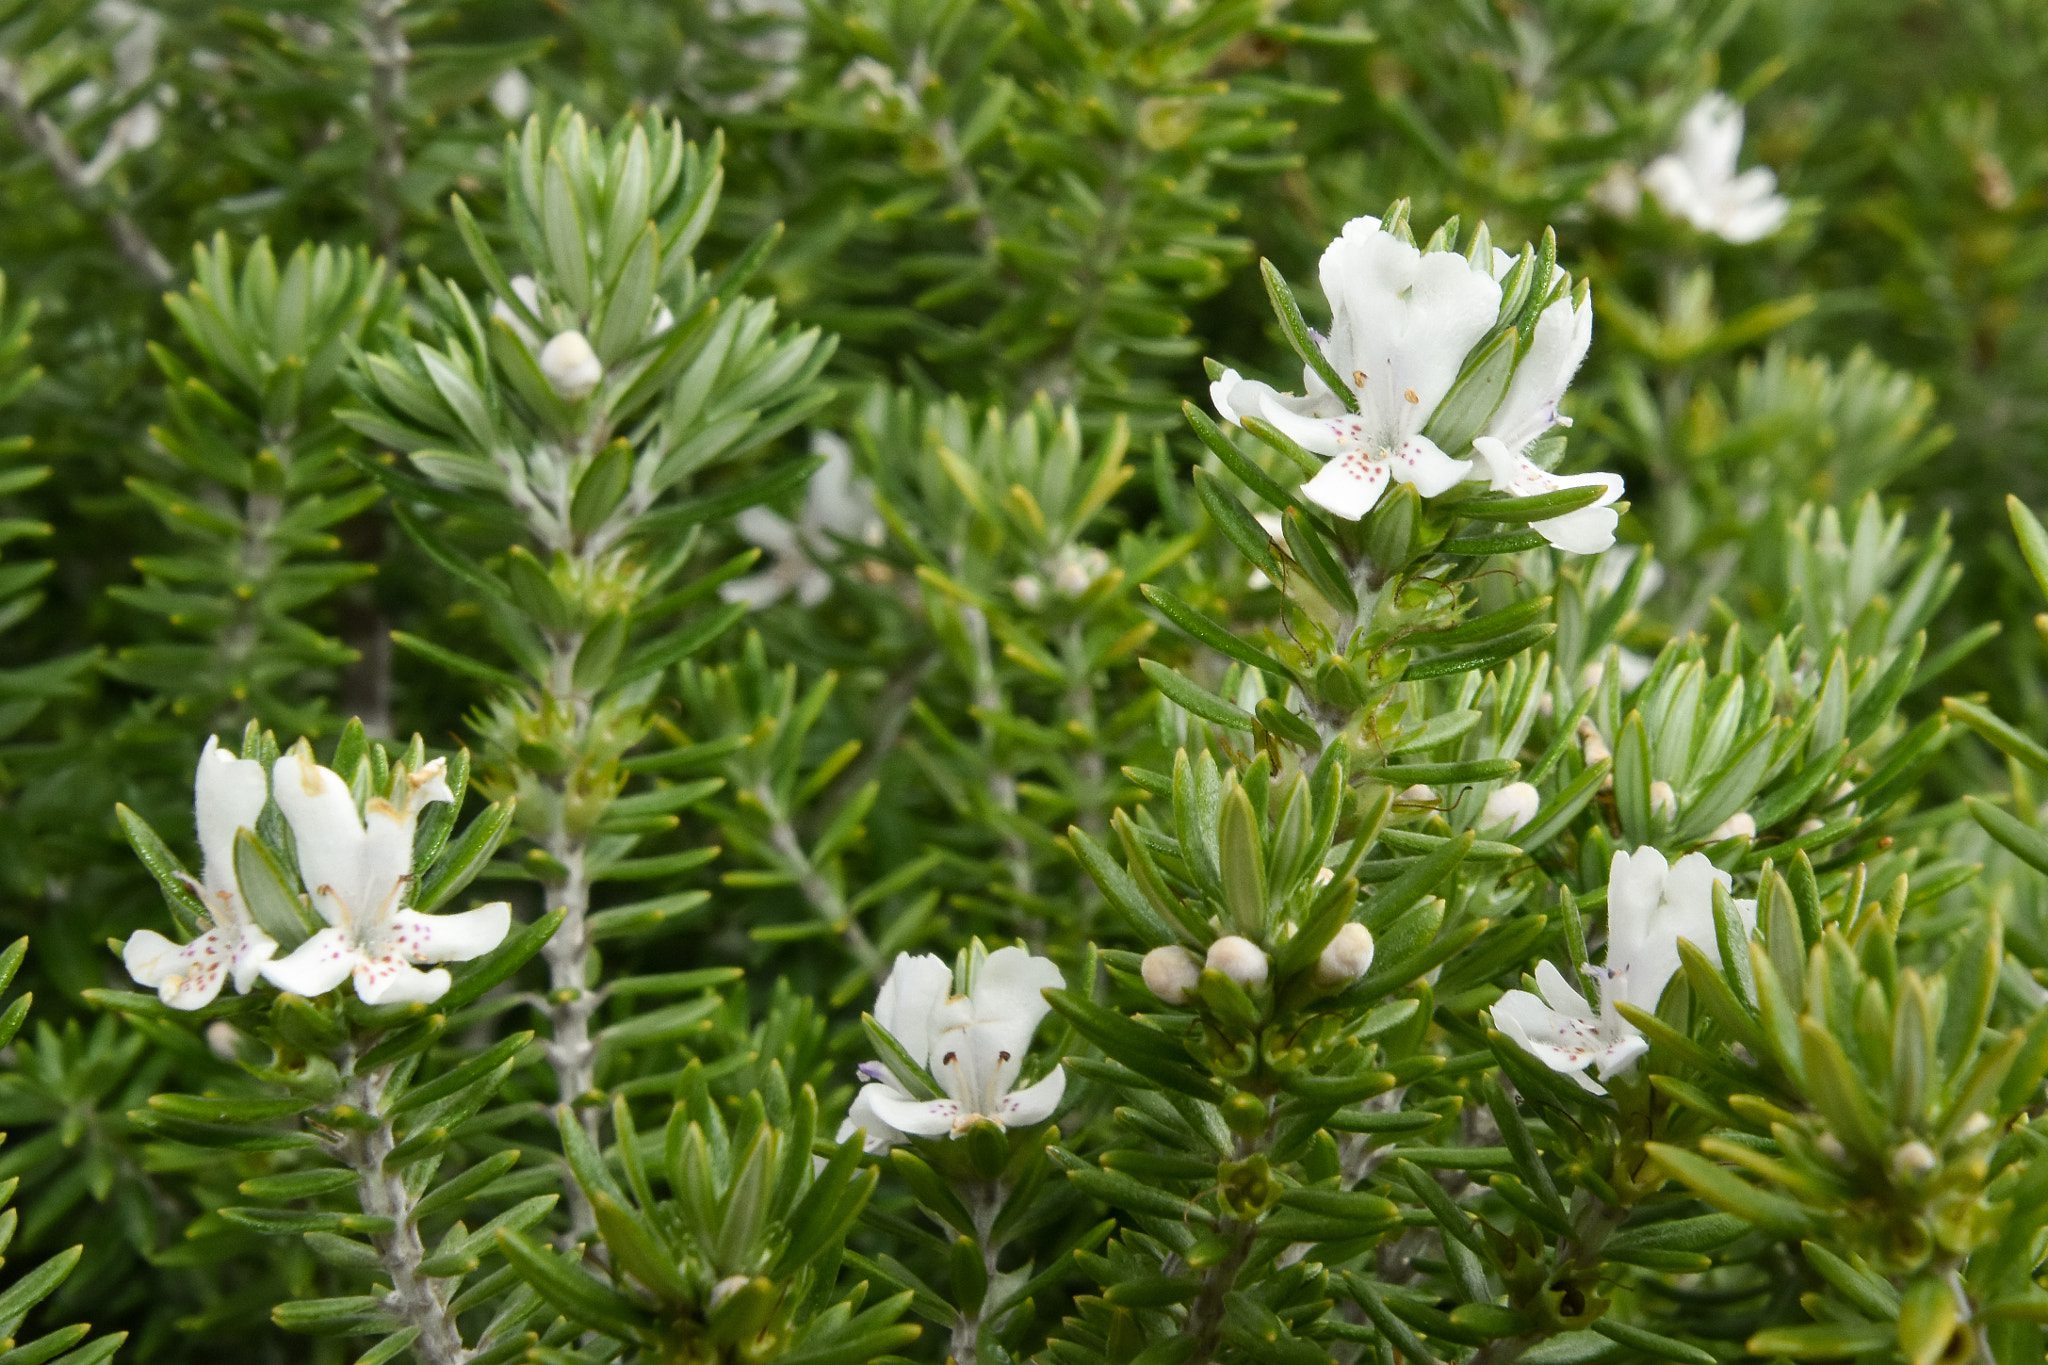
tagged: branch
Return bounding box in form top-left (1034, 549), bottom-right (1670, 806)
top-left (359, 0), bottom-right (410, 258)
top-left (332, 1062), bottom-right (473, 1365)
top-left (0, 58), bottom-right (173, 288)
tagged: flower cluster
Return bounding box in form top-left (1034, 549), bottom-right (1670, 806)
top-left (1209, 214), bottom-right (1622, 553)
top-left (1491, 847), bottom-right (1756, 1094)
top-left (122, 738), bottom-right (512, 1009)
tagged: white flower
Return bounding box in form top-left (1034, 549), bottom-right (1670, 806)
top-left (539, 331), bottom-right (603, 401)
top-left (1480, 781), bottom-right (1541, 834)
top-left (260, 749), bottom-right (510, 1006)
top-left (1643, 93), bottom-right (1790, 244)
top-left (1315, 923), bottom-right (1375, 986)
top-left (1141, 945), bottom-right (1201, 1005)
top-left (1467, 259), bottom-right (1622, 555)
top-left (721, 434), bottom-right (882, 608)
top-left (1210, 215), bottom-right (1499, 520)
top-left (1492, 847), bottom-right (1755, 1093)
top-left (1206, 935), bottom-right (1269, 989)
top-left (490, 69), bottom-right (533, 121)
top-left (123, 737), bottom-right (279, 1009)
top-left (839, 947), bottom-right (1067, 1153)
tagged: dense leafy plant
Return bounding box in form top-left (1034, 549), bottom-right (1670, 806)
top-left (2, 3), bottom-right (2048, 1363)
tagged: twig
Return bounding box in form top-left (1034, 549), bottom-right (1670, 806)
top-left (359, 0), bottom-right (410, 259)
top-left (330, 1060), bottom-right (472, 1365)
top-left (0, 58), bottom-right (173, 288)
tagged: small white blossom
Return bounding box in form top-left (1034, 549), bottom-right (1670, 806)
top-left (539, 331), bottom-right (603, 401)
top-left (260, 749), bottom-right (511, 1006)
top-left (1141, 945), bottom-right (1201, 1005)
top-left (1315, 923), bottom-right (1376, 986)
top-left (1480, 781), bottom-right (1541, 834)
top-left (1492, 847), bottom-right (1755, 1094)
top-left (1643, 93), bottom-right (1790, 244)
top-left (1211, 216), bottom-right (1499, 520)
top-left (721, 434), bottom-right (883, 609)
top-left (123, 737), bottom-right (279, 1009)
top-left (840, 948), bottom-right (1067, 1152)
top-left (1206, 935), bottom-right (1269, 990)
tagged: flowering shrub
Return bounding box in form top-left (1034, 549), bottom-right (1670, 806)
top-left (1, 4), bottom-right (2047, 1364)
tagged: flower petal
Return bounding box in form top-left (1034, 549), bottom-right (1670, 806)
top-left (837, 1083), bottom-right (911, 1153)
top-left (1489, 987), bottom-right (1610, 1095)
top-left (1386, 435), bottom-right (1470, 498)
top-left (999, 1065), bottom-right (1067, 1128)
top-left (735, 507), bottom-right (799, 557)
top-left (1486, 292), bottom-right (1594, 453)
top-left (230, 925), bottom-right (279, 994)
top-left (124, 928), bottom-right (231, 1009)
top-left (194, 735), bottom-right (268, 893)
top-left (272, 750), bottom-right (368, 929)
top-left (872, 953), bottom-right (954, 1067)
top-left (352, 953), bottom-right (451, 1006)
top-left (388, 903), bottom-right (511, 964)
top-left (1301, 451), bottom-right (1389, 521)
top-left (864, 1088), bottom-right (964, 1138)
top-left (260, 927), bottom-right (360, 998)
top-left (719, 569), bottom-right (793, 608)
top-left (967, 946), bottom-right (1063, 1040)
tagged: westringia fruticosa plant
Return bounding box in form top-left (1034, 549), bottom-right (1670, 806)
top-left (5, 3), bottom-right (2048, 1363)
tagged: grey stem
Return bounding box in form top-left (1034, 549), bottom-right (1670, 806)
top-left (948, 1181), bottom-right (1007, 1364)
top-left (332, 1061), bottom-right (472, 1365)
top-left (0, 58), bottom-right (173, 287)
top-left (359, 0), bottom-right (410, 259)
top-left (757, 782), bottom-right (884, 976)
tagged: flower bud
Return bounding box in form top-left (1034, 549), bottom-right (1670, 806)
top-left (1891, 1140), bottom-right (1937, 1181)
top-left (1481, 781), bottom-right (1540, 833)
top-left (1311, 866), bottom-right (1335, 888)
top-left (540, 329), bottom-right (603, 401)
top-left (1052, 546), bottom-right (1109, 598)
top-left (1816, 1133), bottom-right (1847, 1164)
top-left (1206, 935), bottom-right (1268, 990)
top-left (1010, 574), bottom-right (1045, 610)
top-left (1141, 945), bottom-right (1201, 1005)
top-left (1708, 811), bottom-right (1756, 841)
top-left (1649, 780), bottom-right (1678, 819)
top-left (1797, 818), bottom-right (1826, 835)
top-left (709, 1274), bottom-right (752, 1310)
top-left (1396, 783), bottom-right (1437, 806)
top-left (1315, 922), bottom-right (1375, 986)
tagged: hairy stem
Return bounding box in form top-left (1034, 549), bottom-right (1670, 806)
top-left (0, 58), bottom-right (172, 287)
top-left (332, 1061), bottom-right (471, 1365)
top-left (948, 1181), bottom-right (1007, 1364)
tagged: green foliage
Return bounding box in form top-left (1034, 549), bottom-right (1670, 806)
top-left (2, 4), bottom-right (2048, 1364)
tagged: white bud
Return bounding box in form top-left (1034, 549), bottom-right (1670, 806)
top-left (539, 330), bottom-right (603, 401)
top-left (1578, 719), bottom-right (1612, 767)
top-left (1010, 574), bottom-right (1045, 610)
top-left (1816, 1133), bottom-right (1848, 1164)
top-left (1141, 945), bottom-right (1201, 1005)
top-left (1797, 818), bottom-right (1826, 836)
top-left (1649, 780), bottom-right (1678, 819)
top-left (1315, 923), bottom-right (1375, 986)
top-left (1396, 784), bottom-right (1438, 806)
top-left (1481, 781), bottom-right (1540, 834)
top-left (1206, 935), bottom-right (1269, 990)
top-left (1311, 866), bottom-right (1335, 888)
top-left (1053, 546), bottom-right (1109, 598)
top-left (489, 68), bottom-right (533, 121)
top-left (1956, 1112), bottom-right (1994, 1142)
top-left (1708, 811), bottom-right (1757, 842)
top-left (1891, 1140), bottom-right (1937, 1181)
top-left (709, 1274), bottom-right (752, 1310)
top-left (205, 1020), bottom-right (240, 1061)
